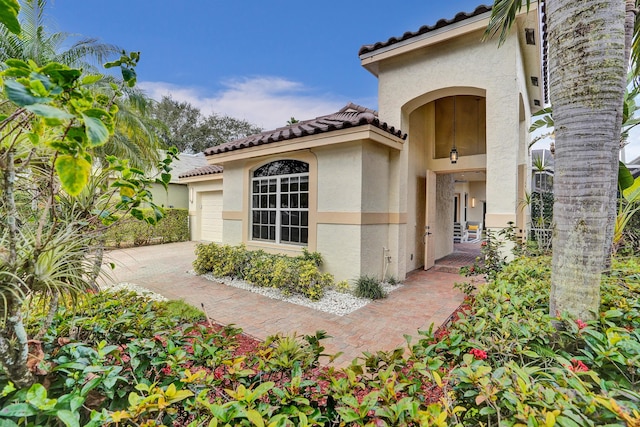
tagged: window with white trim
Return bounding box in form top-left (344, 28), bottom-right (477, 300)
top-left (251, 160), bottom-right (309, 245)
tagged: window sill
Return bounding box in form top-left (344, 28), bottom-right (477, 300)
top-left (245, 240), bottom-right (307, 255)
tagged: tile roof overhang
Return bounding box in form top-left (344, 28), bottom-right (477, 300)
top-left (359, 3), bottom-right (548, 108)
top-left (178, 164), bottom-right (223, 183)
top-left (203, 103), bottom-right (407, 163)
top-left (359, 4), bottom-right (492, 58)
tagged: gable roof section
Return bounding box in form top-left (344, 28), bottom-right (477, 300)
top-left (168, 153), bottom-right (209, 182)
top-left (179, 164), bottom-right (223, 179)
top-left (204, 103), bottom-right (406, 156)
top-left (358, 4), bottom-right (492, 57)
top-left (359, 3), bottom-right (548, 106)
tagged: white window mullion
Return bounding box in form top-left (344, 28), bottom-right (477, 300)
top-left (275, 176), bottom-right (281, 244)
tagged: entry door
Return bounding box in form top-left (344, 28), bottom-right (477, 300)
top-left (424, 170), bottom-right (436, 270)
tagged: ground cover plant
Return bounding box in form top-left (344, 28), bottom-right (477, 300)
top-left (1, 253), bottom-right (639, 426)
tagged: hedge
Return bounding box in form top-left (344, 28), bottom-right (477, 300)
top-left (193, 243), bottom-right (334, 300)
top-left (104, 208), bottom-right (189, 248)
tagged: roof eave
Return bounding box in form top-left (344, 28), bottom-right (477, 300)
top-left (359, 11), bottom-right (493, 77)
top-left (205, 125), bottom-right (405, 164)
top-left (179, 173), bottom-right (223, 184)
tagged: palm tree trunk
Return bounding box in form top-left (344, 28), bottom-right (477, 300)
top-left (603, 0), bottom-right (637, 267)
top-left (548, 0), bottom-right (627, 320)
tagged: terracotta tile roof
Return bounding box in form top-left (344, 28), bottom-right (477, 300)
top-left (179, 164), bottom-right (223, 179)
top-left (204, 103), bottom-right (406, 156)
top-left (359, 3), bottom-right (549, 105)
top-left (358, 5), bottom-right (492, 56)
top-left (540, 2), bottom-right (549, 104)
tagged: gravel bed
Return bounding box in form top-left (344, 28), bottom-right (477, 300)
top-left (101, 282), bottom-right (168, 302)
top-left (192, 271), bottom-right (403, 316)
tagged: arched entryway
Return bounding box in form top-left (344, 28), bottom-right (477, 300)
top-left (403, 88), bottom-right (487, 272)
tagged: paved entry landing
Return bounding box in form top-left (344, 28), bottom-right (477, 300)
top-left (102, 241), bottom-right (474, 367)
top-left (433, 242), bottom-right (481, 273)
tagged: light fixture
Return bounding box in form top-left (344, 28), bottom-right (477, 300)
top-left (449, 147), bottom-right (458, 163)
top-left (471, 197), bottom-right (476, 208)
top-left (525, 28), bottom-right (536, 45)
top-left (450, 96), bottom-right (458, 164)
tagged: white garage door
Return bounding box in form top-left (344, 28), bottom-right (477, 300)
top-left (200, 191), bottom-right (222, 242)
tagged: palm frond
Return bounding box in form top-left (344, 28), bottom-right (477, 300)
top-left (56, 37), bottom-right (121, 69)
top-left (631, 0), bottom-right (640, 85)
top-left (483, 0), bottom-right (532, 46)
top-left (528, 131), bottom-right (553, 149)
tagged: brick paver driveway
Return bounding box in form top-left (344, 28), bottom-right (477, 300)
top-left (102, 241), bottom-right (469, 367)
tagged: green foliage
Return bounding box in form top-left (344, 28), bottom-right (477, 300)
top-left (0, 0), bottom-right (20, 34)
top-left (1, 289), bottom-right (338, 426)
top-left (461, 222), bottom-right (521, 281)
top-left (193, 243), bottom-right (334, 300)
top-left (353, 275), bottom-right (387, 300)
top-left (263, 330), bottom-right (330, 371)
top-left (411, 256), bottom-right (640, 426)
top-left (149, 95), bottom-right (263, 153)
top-left (157, 299), bottom-right (205, 323)
top-left (193, 242), bottom-right (249, 277)
top-left (618, 204), bottom-right (640, 255)
top-left (104, 208), bottom-right (189, 247)
top-left (333, 279), bottom-right (352, 294)
top-left (0, 57), bottom-right (176, 387)
top-left (615, 174), bottom-right (640, 253)
top-left (3, 256), bottom-right (640, 426)
top-left (530, 191), bottom-right (554, 225)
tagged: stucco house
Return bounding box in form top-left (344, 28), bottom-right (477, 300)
top-left (180, 3), bottom-right (545, 282)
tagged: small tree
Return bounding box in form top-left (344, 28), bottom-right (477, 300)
top-left (149, 95), bottom-right (262, 153)
top-left (0, 55), bottom-right (175, 387)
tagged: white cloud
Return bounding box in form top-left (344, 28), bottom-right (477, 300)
top-left (138, 76), bottom-right (366, 130)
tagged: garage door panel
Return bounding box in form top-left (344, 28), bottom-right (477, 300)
top-left (200, 191), bottom-right (222, 242)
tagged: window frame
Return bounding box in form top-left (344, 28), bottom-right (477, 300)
top-left (250, 161), bottom-right (309, 246)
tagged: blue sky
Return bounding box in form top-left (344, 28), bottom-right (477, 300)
top-left (47, 1), bottom-right (483, 128)
top-left (43, 1), bottom-right (640, 161)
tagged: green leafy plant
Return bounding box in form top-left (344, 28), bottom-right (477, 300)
top-left (3, 255), bottom-right (640, 426)
top-left (460, 221), bottom-right (521, 281)
top-left (0, 55), bottom-right (178, 387)
top-left (193, 243), bottom-right (334, 300)
top-left (353, 275), bottom-right (387, 300)
top-left (104, 208), bottom-right (189, 247)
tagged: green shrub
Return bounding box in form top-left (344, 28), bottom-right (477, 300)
top-left (411, 255), bottom-right (640, 426)
top-left (242, 249), bottom-right (278, 287)
top-left (4, 256), bottom-right (640, 427)
top-left (104, 208), bottom-right (189, 247)
top-left (354, 275), bottom-right (387, 299)
top-left (333, 279), bottom-right (352, 293)
top-left (193, 243), bottom-right (334, 300)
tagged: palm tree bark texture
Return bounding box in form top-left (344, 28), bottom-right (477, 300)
top-left (547, 0), bottom-right (627, 320)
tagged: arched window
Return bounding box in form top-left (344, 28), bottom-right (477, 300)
top-left (251, 160), bottom-right (309, 245)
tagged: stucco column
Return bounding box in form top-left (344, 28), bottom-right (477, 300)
top-left (485, 89), bottom-right (519, 232)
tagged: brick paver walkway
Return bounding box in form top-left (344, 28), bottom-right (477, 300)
top-left (102, 241), bottom-right (477, 367)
